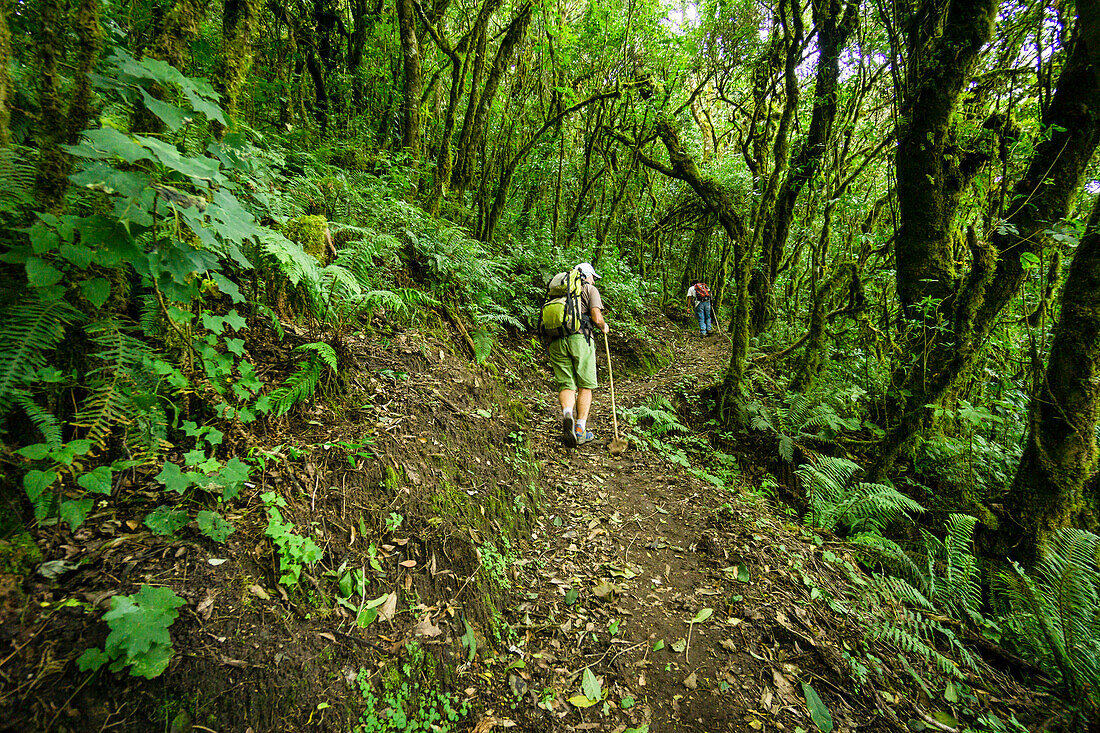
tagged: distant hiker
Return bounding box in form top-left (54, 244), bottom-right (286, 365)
top-left (537, 262), bottom-right (609, 447)
top-left (686, 282), bottom-right (714, 336)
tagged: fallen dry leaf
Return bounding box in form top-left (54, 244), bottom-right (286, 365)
top-left (683, 672), bottom-right (698, 689)
top-left (249, 584), bottom-right (270, 601)
top-left (379, 591), bottom-right (398, 622)
top-left (413, 615), bottom-right (442, 637)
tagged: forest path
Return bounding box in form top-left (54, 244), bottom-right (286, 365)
top-left (500, 325), bottom-right (887, 732)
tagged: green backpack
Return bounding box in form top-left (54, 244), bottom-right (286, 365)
top-left (538, 269), bottom-right (590, 342)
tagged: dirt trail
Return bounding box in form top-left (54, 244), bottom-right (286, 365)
top-left (498, 325), bottom-right (896, 732)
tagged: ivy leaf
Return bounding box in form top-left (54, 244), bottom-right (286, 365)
top-left (156, 462), bottom-right (191, 495)
top-left (60, 498), bottom-right (94, 530)
top-left (26, 257), bottom-right (63, 287)
top-left (145, 506), bottom-right (189, 537)
top-left (77, 466), bottom-right (114, 495)
top-left (197, 511), bottom-right (234, 543)
top-left (80, 277), bottom-right (112, 308)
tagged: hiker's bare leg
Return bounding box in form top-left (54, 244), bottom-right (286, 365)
top-left (559, 389), bottom-right (576, 414)
top-left (576, 388), bottom-right (593, 422)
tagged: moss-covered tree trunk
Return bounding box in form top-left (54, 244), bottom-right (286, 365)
top-left (678, 214), bottom-right (715, 296)
top-left (993, 198), bottom-right (1100, 563)
top-left (448, 0), bottom-right (506, 199)
top-left (870, 7), bottom-right (1100, 481)
top-left (34, 0), bottom-right (103, 211)
top-left (649, 116), bottom-right (752, 416)
top-left (750, 0), bottom-right (857, 336)
top-left (0, 0), bottom-right (11, 147)
top-left (217, 0), bottom-right (263, 132)
top-left (396, 0), bottom-right (422, 165)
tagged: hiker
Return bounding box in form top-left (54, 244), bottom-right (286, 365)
top-left (686, 281), bottom-right (714, 336)
top-left (538, 262), bottom-right (609, 448)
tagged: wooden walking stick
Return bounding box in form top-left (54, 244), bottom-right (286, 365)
top-left (604, 332), bottom-right (627, 455)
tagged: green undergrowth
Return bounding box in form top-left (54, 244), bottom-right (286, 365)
top-left (355, 641), bottom-right (469, 732)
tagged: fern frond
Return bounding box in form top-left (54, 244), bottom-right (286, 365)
top-left (0, 296), bottom-right (83, 416)
top-left (998, 529), bottom-right (1100, 706)
top-left (12, 389), bottom-right (63, 449)
top-left (297, 342), bottom-right (338, 372)
top-left (269, 343), bottom-right (338, 416)
top-left (72, 320), bottom-right (171, 459)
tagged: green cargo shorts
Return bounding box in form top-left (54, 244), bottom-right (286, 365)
top-left (547, 334), bottom-right (599, 391)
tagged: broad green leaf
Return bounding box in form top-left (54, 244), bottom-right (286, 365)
top-left (671, 638), bottom-right (687, 653)
top-left (737, 564), bottom-right (750, 582)
top-left (197, 511), bottom-right (234, 543)
top-left (621, 696), bottom-right (635, 709)
top-left (60, 244), bottom-right (95, 268)
top-left (363, 593), bottom-right (391, 609)
top-left (60, 498), bottom-right (94, 530)
top-left (461, 619), bottom-right (477, 661)
top-left (568, 694), bottom-right (597, 708)
top-left (24, 469), bottom-right (57, 502)
top-left (139, 88), bottom-right (192, 131)
top-left (77, 647), bottom-right (110, 671)
top-left (156, 462), bottom-right (192, 494)
top-left (26, 257), bottom-right (63, 287)
top-left (652, 639), bottom-right (665, 651)
top-left (64, 127), bottom-right (151, 164)
top-left (81, 278), bottom-right (112, 308)
top-left (77, 466), bottom-right (114, 495)
top-left (145, 506), bottom-right (189, 536)
top-left (801, 681), bottom-right (834, 732)
top-left (17, 444), bottom-right (51, 460)
top-left (356, 607), bottom-right (378, 627)
top-left (565, 588), bottom-right (579, 605)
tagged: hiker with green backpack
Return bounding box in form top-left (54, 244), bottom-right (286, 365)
top-left (537, 262), bottom-right (609, 448)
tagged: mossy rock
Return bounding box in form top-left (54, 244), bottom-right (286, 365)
top-left (0, 532), bottom-right (42, 576)
top-left (283, 215), bottom-right (329, 263)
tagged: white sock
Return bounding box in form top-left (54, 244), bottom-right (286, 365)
top-left (576, 419), bottom-right (586, 433)
top-left (563, 408), bottom-right (573, 418)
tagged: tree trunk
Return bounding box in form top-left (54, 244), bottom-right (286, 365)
top-left (0, 0), bottom-right (11, 147)
top-left (870, 7), bottom-right (1100, 481)
top-left (461, 3), bottom-right (533, 193)
top-left (218, 0), bottom-right (263, 130)
top-left (993, 197), bottom-right (1100, 563)
top-left (750, 0), bottom-right (857, 336)
top-left (396, 0), bottom-right (422, 165)
top-left (649, 116), bottom-right (752, 416)
top-left (449, 0), bottom-right (506, 197)
top-left (34, 0), bottom-right (103, 212)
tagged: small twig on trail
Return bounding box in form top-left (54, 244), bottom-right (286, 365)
top-left (685, 621), bottom-right (693, 664)
top-left (915, 708), bottom-right (960, 733)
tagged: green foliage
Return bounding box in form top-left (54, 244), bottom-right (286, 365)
top-left (77, 585), bottom-right (186, 679)
top-left (797, 456), bottom-right (924, 535)
top-left (997, 529), bottom-right (1100, 717)
top-left (261, 491), bottom-right (323, 587)
top-left (354, 645), bottom-right (470, 732)
top-left (478, 539), bottom-right (518, 590)
top-left (269, 342), bottom-right (339, 415)
top-left (747, 392), bottom-right (859, 462)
